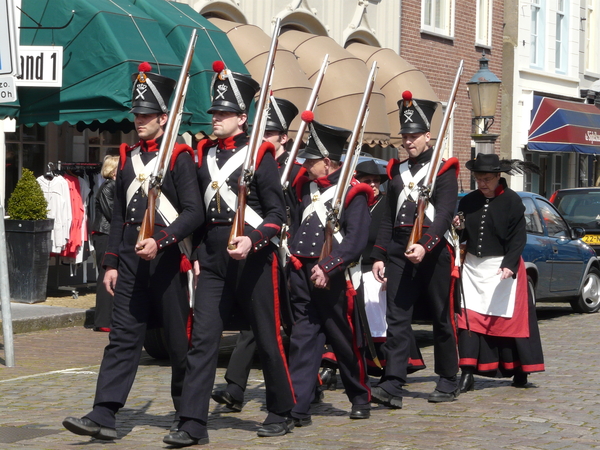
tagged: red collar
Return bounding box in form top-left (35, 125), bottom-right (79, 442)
top-left (140, 138), bottom-right (160, 152)
top-left (217, 133), bottom-right (248, 150)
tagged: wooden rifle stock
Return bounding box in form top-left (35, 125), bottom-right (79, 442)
top-left (227, 184), bottom-right (248, 250)
top-left (137, 186), bottom-right (157, 244)
top-left (406, 198), bottom-right (426, 249)
top-left (136, 30), bottom-right (197, 245)
top-left (228, 18), bottom-right (281, 250)
top-left (406, 60), bottom-right (463, 251)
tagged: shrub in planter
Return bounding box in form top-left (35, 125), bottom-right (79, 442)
top-left (7, 168), bottom-right (49, 220)
top-left (5, 168), bottom-right (54, 303)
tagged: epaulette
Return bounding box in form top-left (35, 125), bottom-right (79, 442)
top-left (438, 157), bottom-right (460, 178)
top-left (344, 182), bottom-right (374, 209)
top-left (169, 143), bottom-right (195, 171)
top-left (295, 175), bottom-right (311, 202)
top-left (196, 138), bottom-right (217, 168)
top-left (386, 158), bottom-right (400, 180)
top-left (119, 141), bottom-right (141, 170)
top-left (256, 141), bottom-right (276, 167)
top-left (291, 166), bottom-right (307, 188)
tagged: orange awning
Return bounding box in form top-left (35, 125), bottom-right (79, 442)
top-left (208, 18), bottom-right (312, 141)
top-left (279, 30), bottom-right (390, 147)
top-left (346, 42), bottom-right (441, 148)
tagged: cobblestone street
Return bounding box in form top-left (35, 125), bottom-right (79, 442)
top-left (1, 303), bottom-right (599, 449)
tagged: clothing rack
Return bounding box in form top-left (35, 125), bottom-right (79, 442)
top-left (57, 161), bottom-right (102, 172)
top-left (44, 162), bottom-right (102, 297)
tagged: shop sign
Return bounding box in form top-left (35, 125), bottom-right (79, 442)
top-left (0, 0), bottom-right (19, 76)
top-left (15, 47), bottom-right (63, 87)
top-left (0, 74), bottom-right (16, 103)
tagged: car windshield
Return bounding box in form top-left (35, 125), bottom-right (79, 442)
top-left (554, 191), bottom-right (600, 230)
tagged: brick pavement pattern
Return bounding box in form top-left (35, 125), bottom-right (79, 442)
top-left (1, 306), bottom-right (600, 449)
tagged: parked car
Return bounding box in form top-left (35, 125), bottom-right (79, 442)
top-left (549, 187), bottom-right (600, 255)
top-left (458, 191), bottom-right (600, 313)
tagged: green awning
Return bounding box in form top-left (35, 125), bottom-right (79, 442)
top-left (131, 0), bottom-right (248, 134)
top-left (1, 0), bottom-right (246, 134)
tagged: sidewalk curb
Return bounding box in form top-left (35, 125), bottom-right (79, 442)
top-left (0, 309), bottom-right (95, 334)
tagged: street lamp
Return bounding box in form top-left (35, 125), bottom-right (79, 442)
top-left (467, 52), bottom-right (501, 155)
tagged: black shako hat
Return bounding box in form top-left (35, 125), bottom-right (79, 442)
top-left (398, 90), bottom-right (438, 134)
top-left (265, 97), bottom-right (299, 133)
top-left (466, 153), bottom-right (508, 173)
top-left (130, 62), bottom-right (176, 115)
top-left (356, 159), bottom-right (387, 182)
top-left (208, 61), bottom-right (259, 114)
top-left (298, 119), bottom-right (351, 162)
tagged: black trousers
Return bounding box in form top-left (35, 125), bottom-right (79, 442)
top-left (88, 224), bottom-right (190, 428)
top-left (379, 242), bottom-right (458, 397)
top-left (223, 329), bottom-right (257, 400)
top-left (92, 233), bottom-right (113, 329)
top-left (288, 259), bottom-right (370, 419)
top-left (179, 226), bottom-right (294, 425)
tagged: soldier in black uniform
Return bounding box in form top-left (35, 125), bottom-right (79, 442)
top-left (163, 68), bottom-right (295, 447)
top-left (287, 118), bottom-right (373, 427)
top-left (370, 91), bottom-right (460, 408)
top-left (210, 96), bottom-right (299, 413)
top-left (63, 62), bottom-right (204, 440)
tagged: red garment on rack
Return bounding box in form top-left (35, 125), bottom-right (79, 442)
top-left (61, 174), bottom-right (84, 258)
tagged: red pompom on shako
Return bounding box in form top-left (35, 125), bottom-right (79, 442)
top-left (212, 60), bottom-right (225, 73)
top-left (138, 62), bottom-right (152, 73)
top-left (402, 90), bottom-right (412, 101)
top-left (301, 110), bottom-right (314, 123)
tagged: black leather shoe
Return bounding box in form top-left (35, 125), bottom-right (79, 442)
top-left (312, 387), bottom-right (324, 404)
top-left (349, 406), bottom-right (371, 419)
top-left (512, 373), bottom-right (529, 387)
top-left (62, 417), bottom-right (117, 440)
top-left (257, 419), bottom-right (294, 437)
top-left (320, 367), bottom-right (337, 390)
top-left (371, 386), bottom-right (402, 409)
top-left (459, 372), bottom-right (475, 393)
top-left (211, 389), bottom-right (243, 412)
top-left (293, 417), bottom-right (312, 427)
top-left (163, 430), bottom-right (209, 447)
top-left (428, 387), bottom-right (460, 403)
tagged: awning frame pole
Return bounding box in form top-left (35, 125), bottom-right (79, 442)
top-left (0, 203), bottom-right (15, 367)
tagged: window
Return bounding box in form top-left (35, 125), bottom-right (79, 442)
top-left (538, 199), bottom-right (569, 237)
top-left (586, 0), bottom-right (600, 73)
top-left (422, 0), bottom-right (455, 38)
top-left (530, 0), bottom-right (545, 68)
top-left (4, 125), bottom-right (46, 200)
top-left (86, 130), bottom-right (123, 163)
top-left (522, 197), bottom-right (544, 234)
top-left (476, 0), bottom-right (492, 47)
top-left (555, 0), bottom-right (567, 72)
top-left (552, 154), bottom-right (563, 193)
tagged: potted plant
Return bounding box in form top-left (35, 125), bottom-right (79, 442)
top-left (5, 168), bottom-right (54, 303)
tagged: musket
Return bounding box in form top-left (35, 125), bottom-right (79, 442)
top-left (319, 61), bottom-right (378, 261)
top-left (228, 18), bottom-right (281, 250)
top-left (280, 54), bottom-right (329, 188)
top-left (317, 61), bottom-right (381, 368)
top-left (406, 60), bottom-right (463, 249)
top-left (137, 29), bottom-right (198, 245)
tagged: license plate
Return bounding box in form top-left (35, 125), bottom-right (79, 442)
top-left (582, 234), bottom-right (600, 245)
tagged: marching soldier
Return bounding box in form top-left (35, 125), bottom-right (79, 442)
top-left (63, 63), bottom-right (204, 440)
top-left (163, 67), bottom-right (295, 447)
top-left (211, 96), bottom-right (299, 413)
top-left (371, 92), bottom-right (460, 408)
top-left (287, 118), bottom-right (373, 426)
